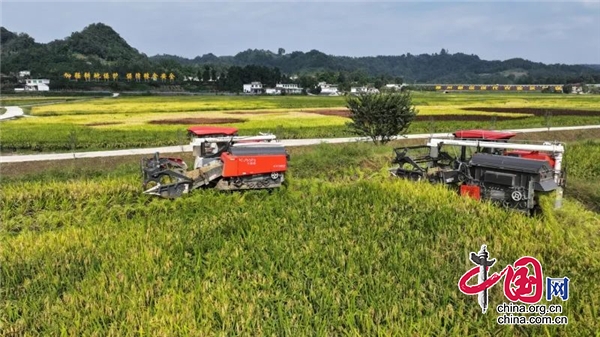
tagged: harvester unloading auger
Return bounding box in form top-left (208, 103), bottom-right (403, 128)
top-left (389, 130), bottom-right (566, 214)
top-left (142, 126), bottom-right (289, 199)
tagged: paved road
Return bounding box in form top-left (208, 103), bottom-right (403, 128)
top-left (0, 106), bottom-right (25, 121)
top-left (1, 125), bottom-right (599, 164)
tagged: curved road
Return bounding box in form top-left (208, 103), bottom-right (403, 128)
top-left (0, 106), bottom-right (25, 121)
top-left (1, 125), bottom-right (599, 164)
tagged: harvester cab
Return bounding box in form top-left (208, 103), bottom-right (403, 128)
top-left (390, 129), bottom-right (566, 214)
top-left (142, 126), bottom-right (289, 199)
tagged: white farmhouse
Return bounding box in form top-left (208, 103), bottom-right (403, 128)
top-left (384, 83), bottom-right (406, 91)
top-left (275, 83), bottom-right (303, 94)
top-left (18, 70), bottom-right (31, 78)
top-left (318, 82), bottom-right (339, 95)
top-left (265, 88), bottom-right (281, 95)
top-left (351, 86), bottom-right (379, 94)
top-left (243, 81), bottom-right (263, 94)
top-left (24, 79), bottom-right (50, 91)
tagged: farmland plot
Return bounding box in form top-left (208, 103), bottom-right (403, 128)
top-left (0, 140), bottom-right (598, 336)
top-left (1, 92), bottom-right (599, 152)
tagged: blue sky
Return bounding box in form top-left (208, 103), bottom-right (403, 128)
top-left (2, 1), bottom-right (599, 64)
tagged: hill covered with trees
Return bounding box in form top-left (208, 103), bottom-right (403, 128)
top-left (153, 48), bottom-right (600, 85)
top-left (1, 24), bottom-right (153, 79)
top-left (1, 22), bottom-right (599, 92)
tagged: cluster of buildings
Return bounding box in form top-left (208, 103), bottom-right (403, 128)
top-left (242, 82), bottom-right (405, 95)
top-left (243, 82), bottom-right (304, 95)
top-left (13, 71), bottom-right (51, 92)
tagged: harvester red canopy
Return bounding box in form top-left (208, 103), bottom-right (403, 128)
top-left (453, 129), bottom-right (517, 140)
top-left (187, 126), bottom-right (239, 136)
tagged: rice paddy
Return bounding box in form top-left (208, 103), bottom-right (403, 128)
top-left (1, 137), bottom-right (598, 336)
top-left (1, 92), bottom-right (599, 153)
top-left (0, 96), bottom-right (85, 108)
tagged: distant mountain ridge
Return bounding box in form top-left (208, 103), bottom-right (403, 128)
top-left (150, 49), bottom-right (600, 84)
top-left (1, 23), bottom-right (599, 85)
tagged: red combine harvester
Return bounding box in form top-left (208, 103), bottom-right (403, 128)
top-left (389, 129), bottom-right (566, 214)
top-left (142, 126), bottom-right (289, 198)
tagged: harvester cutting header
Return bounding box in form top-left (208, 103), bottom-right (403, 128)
top-left (142, 126), bottom-right (289, 199)
top-left (389, 130), bottom-right (566, 214)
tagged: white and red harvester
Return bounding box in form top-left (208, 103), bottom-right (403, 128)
top-left (389, 129), bottom-right (566, 214)
top-left (142, 126), bottom-right (289, 199)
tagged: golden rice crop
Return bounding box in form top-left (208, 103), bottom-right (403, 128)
top-left (29, 96), bottom-right (346, 116)
top-left (2, 93), bottom-right (599, 153)
top-left (0, 141), bottom-right (598, 336)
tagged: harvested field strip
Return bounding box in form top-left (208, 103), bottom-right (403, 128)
top-left (302, 109), bottom-right (350, 117)
top-left (1, 99), bottom-right (70, 107)
top-left (462, 107), bottom-right (600, 116)
top-left (84, 122), bottom-right (123, 127)
top-left (223, 110), bottom-right (288, 115)
top-left (148, 118), bottom-right (247, 125)
top-left (414, 115), bottom-right (528, 121)
top-left (302, 109), bottom-right (529, 121)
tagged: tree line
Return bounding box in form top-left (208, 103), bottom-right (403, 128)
top-left (2, 23), bottom-right (600, 92)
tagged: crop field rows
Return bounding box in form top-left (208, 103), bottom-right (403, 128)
top-left (1, 137), bottom-right (599, 336)
top-left (0, 96), bottom-right (85, 108)
top-left (1, 93), bottom-right (599, 153)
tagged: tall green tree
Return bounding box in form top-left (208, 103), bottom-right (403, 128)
top-left (202, 66), bottom-right (211, 82)
top-left (346, 91), bottom-right (418, 145)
